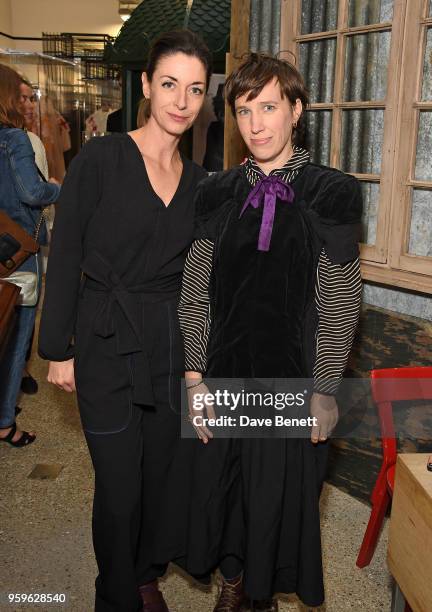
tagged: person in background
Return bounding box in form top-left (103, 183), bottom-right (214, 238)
top-left (106, 72), bottom-right (123, 132)
top-left (18, 77), bottom-right (51, 396)
top-left (85, 100), bottom-right (113, 135)
top-left (106, 107), bottom-right (123, 132)
top-left (20, 79), bottom-right (49, 179)
top-left (202, 83), bottom-right (225, 172)
top-left (20, 79), bottom-right (55, 234)
top-left (0, 63), bottom-right (60, 447)
top-left (36, 95), bottom-right (71, 182)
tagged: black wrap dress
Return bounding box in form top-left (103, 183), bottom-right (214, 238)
top-left (38, 133), bottom-right (207, 612)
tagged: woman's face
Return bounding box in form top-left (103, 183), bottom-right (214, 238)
top-left (235, 77), bottom-right (302, 165)
top-left (19, 83), bottom-right (36, 129)
top-left (142, 52), bottom-right (207, 136)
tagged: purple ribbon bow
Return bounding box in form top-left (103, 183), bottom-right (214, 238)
top-left (239, 175), bottom-right (295, 252)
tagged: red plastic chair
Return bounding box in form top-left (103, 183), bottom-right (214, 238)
top-left (356, 366), bottom-right (432, 569)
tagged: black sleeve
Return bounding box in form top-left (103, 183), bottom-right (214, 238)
top-left (193, 179), bottom-right (218, 241)
top-left (194, 172), bottom-right (232, 242)
top-left (38, 141), bottom-right (102, 361)
top-left (106, 109), bottom-right (122, 133)
top-left (308, 173), bottom-right (363, 264)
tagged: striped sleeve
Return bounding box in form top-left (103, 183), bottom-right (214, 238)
top-left (178, 238), bottom-right (214, 372)
top-left (313, 249), bottom-right (362, 395)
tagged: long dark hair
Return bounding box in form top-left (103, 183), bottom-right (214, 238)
top-left (146, 29), bottom-right (213, 90)
top-left (140, 29), bottom-right (213, 123)
top-left (0, 64), bottom-right (25, 129)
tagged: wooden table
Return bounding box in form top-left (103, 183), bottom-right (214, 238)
top-left (388, 453), bottom-right (432, 612)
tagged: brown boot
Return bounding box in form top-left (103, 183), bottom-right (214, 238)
top-left (214, 574), bottom-right (245, 612)
top-left (139, 580), bottom-right (169, 612)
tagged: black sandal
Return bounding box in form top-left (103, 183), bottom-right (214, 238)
top-left (0, 422), bottom-right (36, 447)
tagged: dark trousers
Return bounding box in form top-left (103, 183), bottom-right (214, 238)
top-left (85, 401), bottom-right (180, 612)
top-left (76, 295), bottom-right (184, 612)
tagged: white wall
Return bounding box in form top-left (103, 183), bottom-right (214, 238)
top-left (0, 0), bottom-right (13, 48)
top-left (363, 283), bottom-right (432, 322)
top-left (3, 0), bottom-right (124, 52)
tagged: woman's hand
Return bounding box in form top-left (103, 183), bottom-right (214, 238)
top-left (48, 177), bottom-right (60, 185)
top-left (310, 392), bottom-right (338, 443)
top-left (47, 359), bottom-right (76, 392)
top-left (187, 379), bottom-right (216, 444)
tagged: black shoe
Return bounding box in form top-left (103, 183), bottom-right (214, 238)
top-left (0, 422), bottom-right (36, 447)
top-left (21, 374), bottom-right (38, 395)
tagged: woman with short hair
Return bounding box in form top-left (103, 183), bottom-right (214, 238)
top-left (158, 53), bottom-right (363, 611)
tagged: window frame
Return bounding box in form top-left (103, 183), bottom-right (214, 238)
top-left (390, 0), bottom-right (432, 277)
top-left (280, 0), bottom-right (432, 294)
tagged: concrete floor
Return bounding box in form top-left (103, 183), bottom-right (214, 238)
top-left (0, 333), bottom-right (393, 612)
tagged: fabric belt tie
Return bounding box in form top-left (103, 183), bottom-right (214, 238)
top-left (81, 251), bottom-right (178, 407)
top-left (239, 175), bottom-right (295, 251)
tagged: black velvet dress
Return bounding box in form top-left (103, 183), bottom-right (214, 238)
top-left (156, 162), bottom-right (362, 607)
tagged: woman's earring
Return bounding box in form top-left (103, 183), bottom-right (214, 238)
top-left (293, 121), bottom-right (297, 128)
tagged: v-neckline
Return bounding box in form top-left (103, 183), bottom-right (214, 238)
top-left (126, 132), bottom-right (186, 209)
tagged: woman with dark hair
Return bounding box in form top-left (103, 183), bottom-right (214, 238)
top-left (158, 53), bottom-right (363, 611)
top-left (0, 63), bottom-right (60, 447)
top-left (39, 30), bottom-right (212, 612)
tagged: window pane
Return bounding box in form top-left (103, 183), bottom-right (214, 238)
top-left (299, 39), bottom-right (336, 103)
top-left (348, 0), bottom-right (393, 26)
top-left (415, 112), bottom-right (432, 181)
top-left (301, 0), bottom-right (338, 34)
top-left (343, 32), bottom-right (391, 101)
top-left (421, 28), bottom-right (432, 101)
top-left (340, 110), bottom-right (384, 174)
top-left (305, 110), bottom-right (332, 165)
top-left (360, 182), bottom-right (380, 245)
top-left (408, 190), bottom-right (432, 257)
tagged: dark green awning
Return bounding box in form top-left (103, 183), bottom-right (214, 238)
top-left (104, 0), bottom-right (231, 72)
